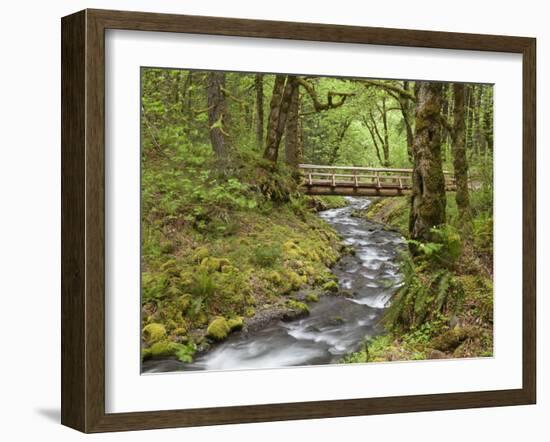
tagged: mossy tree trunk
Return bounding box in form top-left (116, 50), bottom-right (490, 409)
top-left (285, 83), bottom-right (302, 167)
top-left (264, 75), bottom-right (297, 163)
top-left (255, 73), bottom-right (264, 150)
top-left (399, 80), bottom-right (415, 162)
top-left (206, 71), bottom-right (231, 159)
top-left (451, 83), bottom-right (472, 230)
top-left (409, 81), bottom-right (446, 243)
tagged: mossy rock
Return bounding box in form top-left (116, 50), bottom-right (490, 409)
top-left (179, 271), bottom-right (194, 286)
top-left (227, 316), bottom-right (244, 332)
top-left (142, 323), bottom-right (167, 345)
top-left (206, 317), bottom-right (230, 341)
top-left (244, 306), bottom-right (256, 317)
top-left (286, 270), bottom-right (307, 290)
top-left (221, 265), bottom-right (238, 274)
top-left (172, 327), bottom-right (188, 337)
top-left (192, 247), bottom-right (209, 263)
top-left (305, 293), bottom-right (319, 303)
top-left (160, 259), bottom-right (180, 276)
top-left (149, 340), bottom-right (181, 358)
top-left (141, 347), bottom-right (153, 361)
top-left (177, 294), bottom-right (192, 312)
top-left (200, 257), bottom-right (230, 273)
top-left (430, 326), bottom-right (480, 352)
top-left (267, 270), bottom-right (282, 285)
top-left (284, 300), bottom-right (310, 320)
top-left (194, 311), bottom-right (209, 327)
top-left (322, 280), bottom-right (339, 293)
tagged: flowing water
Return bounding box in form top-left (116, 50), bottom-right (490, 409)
top-left (142, 197), bottom-right (404, 373)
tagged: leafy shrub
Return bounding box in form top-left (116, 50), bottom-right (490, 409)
top-left (384, 252), bottom-right (464, 331)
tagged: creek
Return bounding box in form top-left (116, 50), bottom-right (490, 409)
top-left (142, 197), bottom-right (404, 373)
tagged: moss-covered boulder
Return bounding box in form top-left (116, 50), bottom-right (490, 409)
top-left (221, 264), bottom-right (238, 274)
top-left (142, 323), bottom-right (167, 345)
top-left (284, 300), bottom-right (310, 321)
top-left (177, 294), bottom-right (192, 312)
top-left (286, 270), bottom-right (307, 290)
top-left (206, 317), bottom-right (231, 341)
top-left (267, 270), bottom-right (282, 285)
top-left (227, 316), bottom-right (244, 332)
top-left (200, 257), bottom-right (231, 273)
top-left (430, 326), bottom-right (480, 352)
top-left (322, 280), bottom-right (339, 293)
top-left (305, 293), bottom-right (319, 303)
top-left (160, 259), bottom-right (180, 276)
top-left (149, 340), bottom-right (181, 358)
top-left (192, 247), bottom-right (209, 263)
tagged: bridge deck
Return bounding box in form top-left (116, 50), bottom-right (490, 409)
top-left (298, 164), bottom-right (456, 197)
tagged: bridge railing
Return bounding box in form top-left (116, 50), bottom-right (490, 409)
top-left (298, 164), bottom-right (456, 190)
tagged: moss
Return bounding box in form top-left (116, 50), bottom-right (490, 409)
top-left (322, 280), bottom-right (339, 293)
top-left (160, 259), bottom-right (180, 276)
top-left (142, 323), bottom-right (167, 345)
top-left (206, 317), bottom-right (230, 341)
top-left (192, 246), bottom-right (209, 263)
top-left (430, 326), bottom-right (480, 352)
top-left (172, 327), bottom-right (188, 337)
top-left (160, 240), bottom-right (174, 253)
top-left (165, 285), bottom-right (181, 298)
top-left (178, 271), bottom-right (194, 286)
top-left (177, 294), bottom-right (192, 312)
top-left (267, 270), bottom-right (282, 285)
top-left (286, 270), bottom-right (307, 290)
top-left (227, 316), bottom-right (244, 331)
top-left (221, 265), bottom-right (238, 274)
top-left (305, 293), bottom-right (319, 302)
top-left (244, 306), bottom-right (256, 317)
top-left (141, 347), bottom-right (152, 361)
top-left (149, 340), bottom-right (181, 358)
top-left (286, 299), bottom-right (310, 316)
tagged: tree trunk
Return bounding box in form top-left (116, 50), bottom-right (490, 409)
top-left (206, 71), bottom-right (230, 159)
top-left (451, 83), bottom-right (472, 229)
top-left (381, 97), bottom-right (390, 166)
top-left (285, 83), bottom-right (302, 167)
top-left (255, 74), bottom-right (264, 150)
top-left (409, 81), bottom-right (447, 243)
top-left (264, 75), bottom-right (297, 163)
top-left (483, 86), bottom-right (494, 155)
top-left (399, 81), bottom-right (414, 162)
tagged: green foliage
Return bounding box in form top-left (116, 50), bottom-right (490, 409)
top-left (250, 243), bottom-right (282, 267)
top-left (384, 252), bottom-right (464, 331)
top-left (407, 225), bottom-right (462, 269)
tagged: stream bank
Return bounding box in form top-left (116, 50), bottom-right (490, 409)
top-left (142, 197), bottom-right (404, 373)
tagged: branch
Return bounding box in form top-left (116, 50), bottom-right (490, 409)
top-left (361, 80), bottom-right (416, 101)
top-left (297, 78), bottom-right (355, 113)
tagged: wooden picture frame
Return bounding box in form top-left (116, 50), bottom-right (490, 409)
top-left (61, 8), bottom-right (536, 433)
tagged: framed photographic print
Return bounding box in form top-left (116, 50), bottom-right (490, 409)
top-left (61, 9), bottom-right (536, 433)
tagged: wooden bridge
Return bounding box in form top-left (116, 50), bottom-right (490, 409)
top-left (299, 164), bottom-right (456, 197)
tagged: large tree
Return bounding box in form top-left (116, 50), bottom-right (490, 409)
top-left (451, 83), bottom-right (472, 228)
top-left (285, 83), bottom-right (302, 167)
top-left (255, 74), bottom-right (264, 150)
top-left (263, 75), bottom-right (297, 162)
top-left (206, 71), bottom-right (230, 159)
top-left (409, 81), bottom-right (447, 242)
